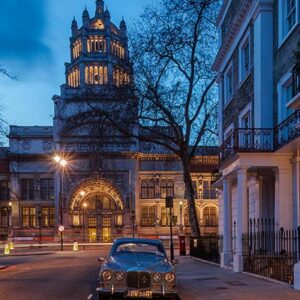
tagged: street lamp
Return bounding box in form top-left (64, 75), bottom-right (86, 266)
top-left (53, 154), bottom-right (68, 251)
top-left (179, 201), bottom-right (183, 232)
top-left (37, 208), bottom-right (42, 244)
top-left (8, 201), bottom-right (12, 240)
top-left (83, 202), bottom-right (87, 248)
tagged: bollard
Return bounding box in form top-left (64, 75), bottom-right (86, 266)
top-left (4, 244), bottom-right (10, 255)
top-left (9, 242), bottom-right (14, 250)
top-left (73, 241), bottom-right (78, 251)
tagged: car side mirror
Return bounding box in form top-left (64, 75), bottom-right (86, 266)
top-left (98, 257), bottom-right (105, 263)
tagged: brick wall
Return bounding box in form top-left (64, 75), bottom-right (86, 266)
top-left (273, 0), bottom-right (300, 125)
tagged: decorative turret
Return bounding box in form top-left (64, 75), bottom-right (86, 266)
top-left (82, 7), bottom-right (90, 28)
top-left (71, 17), bottom-right (78, 37)
top-left (65, 0), bottom-right (132, 90)
top-left (120, 18), bottom-right (127, 37)
top-left (96, 0), bottom-right (105, 18)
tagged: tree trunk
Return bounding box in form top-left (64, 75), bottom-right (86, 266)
top-left (181, 155), bottom-right (201, 238)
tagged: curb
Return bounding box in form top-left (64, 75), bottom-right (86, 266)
top-left (0, 251), bottom-right (54, 257)
top-left (0, 265), bottom-right (8, 270)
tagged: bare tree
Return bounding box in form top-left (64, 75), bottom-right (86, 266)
top-left (64, 0), bottom-right (220, 237)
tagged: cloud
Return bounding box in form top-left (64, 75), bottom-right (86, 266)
top-left (0, 0), bottom-right (51, 64)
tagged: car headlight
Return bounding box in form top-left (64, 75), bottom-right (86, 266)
top-left (153, 272), bottom-right (162, 282)
top-left (165, 272), bottom-right (175, 283)
top-left (102, 270), bottom-right (112, 281)
top-left (116, 271), bottom-right (125, 281)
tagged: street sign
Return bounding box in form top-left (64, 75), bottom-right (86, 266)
top-left (165, 196), bottom-right (174, 208)
top-left (58, 225), bottom-right (65, 232)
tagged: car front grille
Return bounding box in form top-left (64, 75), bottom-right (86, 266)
top-left (126, 271), bottom-right (151, 289)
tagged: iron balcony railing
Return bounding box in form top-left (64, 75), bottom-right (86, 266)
top-left (220, 128), bottom-right (274, 163)
top-left (274, 110), bottom-right (300, 149)
top-left (220, 111), bottom-right (300, 164)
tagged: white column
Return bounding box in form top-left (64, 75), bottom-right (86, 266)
top-left (221, 177), bottom-right (233, 268)
top-left (253, 2), bottom-right (273, 129)
top-left (275, 167), bottom-right (293, 229)
top-left (234, 167), bottom-right (248, 272)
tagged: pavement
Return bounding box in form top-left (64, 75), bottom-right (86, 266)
top-left (176, 256), bottom-right (300, 300)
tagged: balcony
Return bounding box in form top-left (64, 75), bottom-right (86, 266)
top-left (220, 128), bottom-right (274, 163)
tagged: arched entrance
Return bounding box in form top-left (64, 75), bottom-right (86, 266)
top-left (69, 178), bottom-right (124, 243)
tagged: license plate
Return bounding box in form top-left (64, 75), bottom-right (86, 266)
top-left (126, 290), bottom-right (153, 298)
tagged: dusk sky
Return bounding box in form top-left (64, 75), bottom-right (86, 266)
top-left (0, 0), bottom-right (151, 127)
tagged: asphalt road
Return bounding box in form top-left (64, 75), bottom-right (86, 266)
top-left (0, 249), bottom-right (107, 300)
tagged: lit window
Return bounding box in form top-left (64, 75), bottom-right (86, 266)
top-left (141, 206), bottom-right (155, 226)
top-left (72, 39), bottom-right (82, 59)
top-left (113, 67), bottom-right (130, 87)
top-left (85, 65), bottom-right (108, 85)
top-left (22, 207), bottom-right (36, 228)
top-left (68, 68), bottom-right (80, 88)
top-left (111, 41), bottom-right (125, 59)
top-left (42, 207), bottom-right (55, 227)
top-left (87, 36), bottom-right (106, 53)
top-left (203, 206), bottom-right (218, 226)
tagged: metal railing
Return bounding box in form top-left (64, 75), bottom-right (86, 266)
top-left (242, 220), bottom-right (300, 284)
top-left (274, 110), bottom-right (300, 149)
top-left (190, 235), bottom-right (221, 264)
top-left (220, 128), bottom-right (274, 163)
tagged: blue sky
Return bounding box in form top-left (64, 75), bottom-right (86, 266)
top-left (0, 0), bottom-right (151, 126)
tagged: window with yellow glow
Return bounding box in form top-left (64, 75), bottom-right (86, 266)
top-left (72, 39), bottom-right (82, 59)
top-left (111, 41), bottom-right (125, 59)
top-left (67, 68), bottom-right (80, 88)
top-left (85, 65), bottom-right (108, 85)
top-left (92, 19), bottom-right (104, 29)
top-left (87, 36), bottom-right (106, 53)
top-left (113, 67), bottom-right (130, 87)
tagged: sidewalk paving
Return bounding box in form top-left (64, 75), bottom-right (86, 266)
top-left (176, 256), bottom-right (300, 300)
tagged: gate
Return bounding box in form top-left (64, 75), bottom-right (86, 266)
top-left (242, 219), bottom-right (300, 284)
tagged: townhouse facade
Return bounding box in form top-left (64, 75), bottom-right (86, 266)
top-left (214, 0), bottom-right (300, 273)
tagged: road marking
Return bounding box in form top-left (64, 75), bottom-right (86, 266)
top-left (87, 294), bottom-right (93, 300)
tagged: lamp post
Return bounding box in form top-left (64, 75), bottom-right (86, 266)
top-left (38, 208), bottom-right (42, 244)
top-left (165, 196), bottom-right (174, 263)
top-left (179, 201), bottom-right (183, 233)
top-left (83, 202), bottom-right (87, 249)
top-left (131, 210), bottom-right (135, 238)
top-left (8, 201), bottom-right (12, 240)
top-left (53, 155), bottom-right (68, 251)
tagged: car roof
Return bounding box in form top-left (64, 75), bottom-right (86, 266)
top-left (113, 238), bottom-right (163, 245)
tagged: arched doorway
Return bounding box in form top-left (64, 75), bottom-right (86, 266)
top-left (69, 178), bottom-right (124, 243)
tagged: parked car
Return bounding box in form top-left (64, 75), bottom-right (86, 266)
top-left (98, 238), bottom-right (177, 299)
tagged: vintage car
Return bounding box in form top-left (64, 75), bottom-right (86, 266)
top-left (98, 238), bottom-right (177, 299)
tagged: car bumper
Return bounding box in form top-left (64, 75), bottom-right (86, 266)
top-left (97, 287), bottom-right (177, 298)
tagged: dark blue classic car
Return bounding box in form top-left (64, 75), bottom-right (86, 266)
top-left (98, 238), bottom-right (177, 299)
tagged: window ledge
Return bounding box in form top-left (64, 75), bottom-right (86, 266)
top-left (238, 68), bottom-right (252, 88)
top-left (278, 23), bottom-right (299, 50)
top-left (287, 92), bottom-right (300, 109)
top-left (224, 95), bottom-right (234, 109)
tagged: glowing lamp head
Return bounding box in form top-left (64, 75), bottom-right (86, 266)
top-left (60, 159), bottom-right (68, 167)
top-left (179, 201), bottom-right (183, 206)
top-left (53, 155), bottom-right (61, 163)
top-left (8, 201), bottom-right (12, 207)
top-left (83, 202), bottom-right (88, 208)
top-left (80, 191), bottom-right (86, 197)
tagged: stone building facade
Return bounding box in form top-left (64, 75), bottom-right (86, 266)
top-left (214, 0), bottom-right (300, 273)
top-left (0, 0), bottom-right (219, 243)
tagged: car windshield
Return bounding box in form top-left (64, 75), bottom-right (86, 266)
top-left (114, 242), bottom-right (165, 256)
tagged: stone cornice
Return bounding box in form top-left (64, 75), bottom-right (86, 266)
top-left (6, 151), bottom-right (219, 165)
top-left (212, 0), bottom-right (254, 72)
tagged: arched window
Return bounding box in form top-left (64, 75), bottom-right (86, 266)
top-left (203, 206), bottom-right (217, 226)
top-left (87, 36), bottom-right (106, 53)
top-left (85, 65), bottom-right (108, 85)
